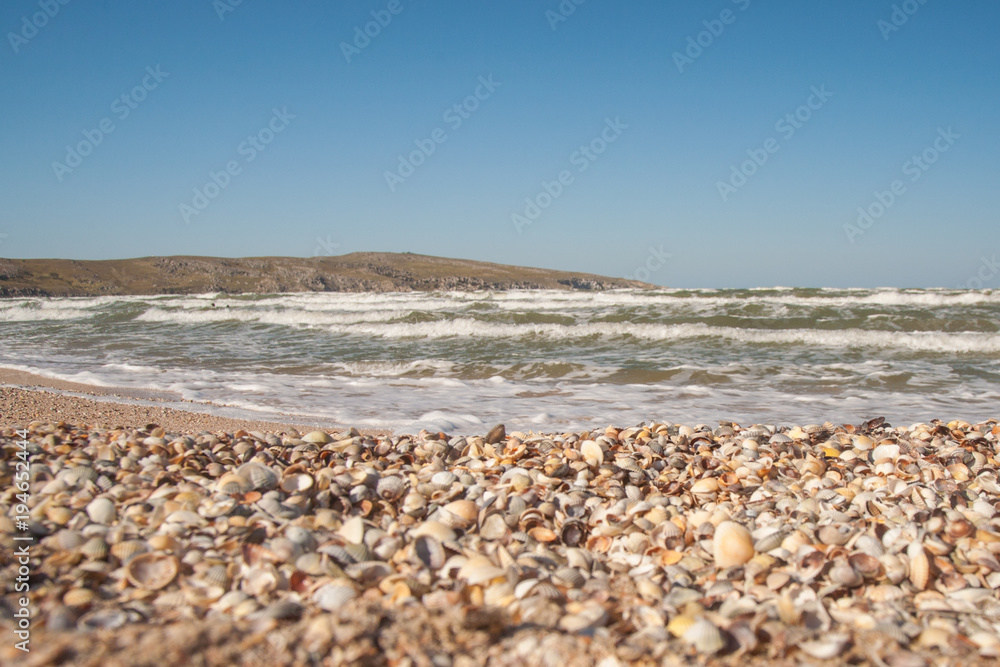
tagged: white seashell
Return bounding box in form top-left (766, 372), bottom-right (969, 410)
top-left (86, 497), bottom-right (116, 525)
top-left (799, 634), bottom-right (851, 659)
top-left (682, 618), bottom-right (725, 654)
top-left (713, 521), bottom-right (755, 568)
top-left (312, 581), bottom-right (358, 611)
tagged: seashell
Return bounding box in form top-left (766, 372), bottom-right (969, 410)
top-left (376, 475), bottom-right (407, 501)
top-left (46, 505), bottom-right (74, 526)
top-left (52, 529), bottom-right (85, 551)
top-left (853, 534), bottom-right (885, 558)
top-left (301, 430), bottom-right (332, 444)
top-left (280, 472), bottom-right (314, 493)
top-left (691, 478), bottom-right (719, 494)
top-left (559, 519), bottom-right (585, 547)
top-left (412, 520), bottom-right (457, 543)
top-left (713, 521), bottom-right (755, 568)
top-left (442, 499), bottom-right (477, 527)
top-left (86, 497), bottom-right (116, 525)
top-left (798, 634), bottom-right (851, 660)
top-left (753, 529), bottom-right (785, 553)
top-left (480, 513), bottom-right (509, 541)
top-left (238, 463), bottom-right (278, 491)
top-left (80, 536), bottom-right (109, 560)
top-left (214, 471), bottom-right (247, 495)
top-left (907, 543), bottom-right (930, 590)
top-left (867, 584), bottom-right (906, 603)
top-left (972, 499), bottom-right (996, 518)
top-left (413, 535), bottom-right (446, 570)
top-left (682, 617), bottom-right (726, 655)
top-left (528, 526), bottom-right (558, 543)
top-left (484, 424), bottom-right (505, 445)
top-left (553, 566), bottom-right (586, 588)
top-left (345, 560), bottom-right (392, 585)
top-left (580, 440), bottom-right (604, 466)
top-left (829, 561), bottom-right (863, 588)
top-left (339, 516), bottom-right (367, 544)
top-left (63, 588), bottom-right (97, 607)
top-left (817, 524), bottom-right (853, 546)
top-left (847, 552), bottom-right (881, 578)
top-left (124, 553), bottom-right (179, 590)
top-left (110, 540), bottom-right (148, 563)
top-left (79, 608), bottom-right (128, 630)
top-left (458, 556), bottom-right (505, 585)
top-left (313, 581), bottom-right (358, 611)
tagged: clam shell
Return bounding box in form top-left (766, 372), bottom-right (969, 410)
top-left (484, 423), bottom-right (506, 445)
top-left (124, 553), bottom-right (179, 590)
top-left (216, 471), bottom-right (251, 495)
top-left (907, 543), bottom-right (930, 590)
top-left (580, 440), bottom-right (604, 466)
top-left (238, 463), bottom-right (278, 491)
top-left (376, 475), bottom-right (407, 502)
top-left (86, 497), bottom-right (116, 525)
top-left (313, 581), bottom-right (358, 611)
top-left (682, 618), bottom-right (726, 654)
top-left (713, 521), bottom-right (755, 568)
top-left (413, 535), bottom-right (446, 570)
top-left (280, 472), bottom-right (314, 493)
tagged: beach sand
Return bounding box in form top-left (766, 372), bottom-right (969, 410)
top-left (1, 379), bottom-right (999, 666)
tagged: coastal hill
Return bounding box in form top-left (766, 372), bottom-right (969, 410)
top-left (0, 252), bottom-right (652, 297)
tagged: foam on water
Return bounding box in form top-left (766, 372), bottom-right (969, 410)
top-left (3, 288), bottom-right (999, 431)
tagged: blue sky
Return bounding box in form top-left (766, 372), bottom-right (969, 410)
top-left (1, 0), bottom-right (998, 288)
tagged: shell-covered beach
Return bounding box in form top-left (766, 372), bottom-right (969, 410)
top-left (3, 398), bottom-right (1000, 666)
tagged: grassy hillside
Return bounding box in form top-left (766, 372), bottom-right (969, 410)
top-left (0, 252), bottom-right (652, 297)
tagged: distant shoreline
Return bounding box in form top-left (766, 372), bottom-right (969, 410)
top-left (0, 252), bottom-right (652, 298)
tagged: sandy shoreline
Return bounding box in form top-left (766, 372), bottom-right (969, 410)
top-left (0, 369), bottom-right (367, 435)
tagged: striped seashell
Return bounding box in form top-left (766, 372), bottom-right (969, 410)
top-left (216, 472), bottom-right (253, 495)
top-left (238, 462), bottom-right (279, 491)
top-left (682, 617), bottom-right (726, 654)
top-left (508, 431), bottom-right (529, 440)
top-left (552, 566), bottom-right (586, 588)
top-left (312, 581), bottom-right (358, 611)
top-left (345, 560), bottom-right (392, 584)
top-left (484, 423), bottom-right (505, 445)
top-left (80, 536), bottom-right (109, 560)
top-left (110, 539), bottom-right (148, 563)
top-left (375, 475), bottom-right (407, 501)
top-left (853, 534), bottom-right (885, 558)
top-left (70, 465), bottom-right (99, 484)
top-left (972, 499), bottom-right (997, 518)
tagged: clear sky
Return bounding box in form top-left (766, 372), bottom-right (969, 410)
top-left (1, 0), bottom-right (998, 288)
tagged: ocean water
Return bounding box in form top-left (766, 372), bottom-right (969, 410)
top-left (2, 288), bottom-right (999, 432)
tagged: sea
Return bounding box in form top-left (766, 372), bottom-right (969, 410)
top-left (2, 288), bottom-right (999, 433)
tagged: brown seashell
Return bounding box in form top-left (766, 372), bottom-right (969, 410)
top-left (110, 540), bottom-right (148, 563)
top-left (216, 472), bottom-right (253, 495)
top-left (713, 521), bottom-right (755, 568)
top-left (528, 526), bottom-right (558, 543)
top-left (560, 520), bottom-right (585, 547)
top-left (484, 424), bottom-right (506, 445)
top-left (124, 553), bottom-right (179, 590)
